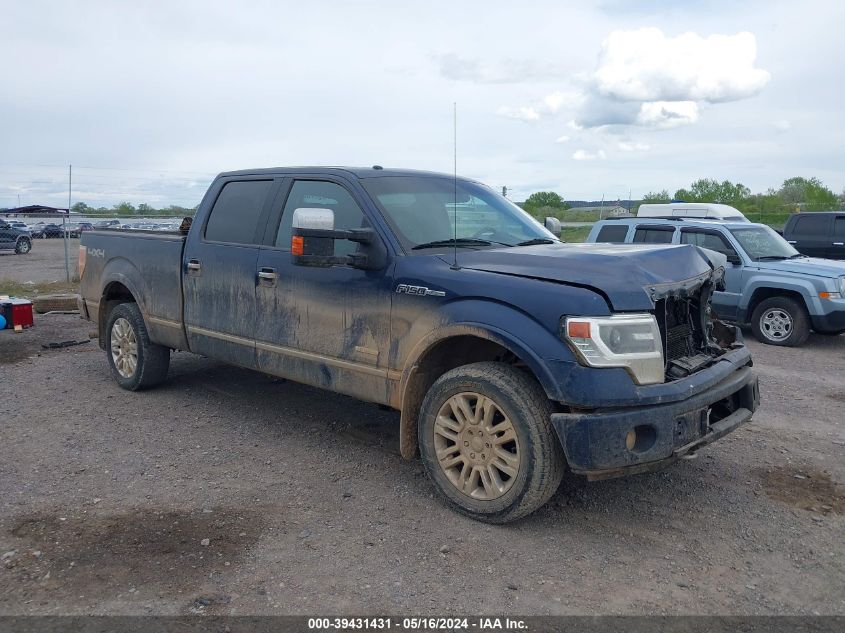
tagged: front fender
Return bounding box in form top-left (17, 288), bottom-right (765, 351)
top-left (741, 275), bottom-right (822, 317)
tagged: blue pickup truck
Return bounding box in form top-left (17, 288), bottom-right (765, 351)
top-left (79, 167), bottom-right (759, 522)
top-left (588, 217), bottom-right (845, 346)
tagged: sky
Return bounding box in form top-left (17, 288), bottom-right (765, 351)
top-left (1, 0), bottom-right (843, 208)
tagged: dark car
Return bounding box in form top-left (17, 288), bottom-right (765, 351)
top-left (43, 223), bottom-right (64, 238)
top-left (782, 211), bottom-right (845, 259)
top-left (0, 219), bottom-right (33, 254)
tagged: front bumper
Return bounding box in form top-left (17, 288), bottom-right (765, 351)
top-left (810, 310), bottom-right (845, 334)
top-left (552, 364), bottom-right (759, 480)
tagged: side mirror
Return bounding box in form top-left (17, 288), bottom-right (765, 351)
top-left (544, 217), bottom-right (561, 236)
top-left (725, 253), bottom-right (741, 265)
top-left (291, 208), bottom-right (385, 270)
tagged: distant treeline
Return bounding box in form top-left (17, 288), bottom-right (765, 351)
top-left (70, 202), bottom-right (197, 216)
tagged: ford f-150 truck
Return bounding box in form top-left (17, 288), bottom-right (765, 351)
top-left (79, 167), bottom-right (759, 522)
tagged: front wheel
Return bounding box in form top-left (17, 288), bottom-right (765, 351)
top-left (418, 362), bottom-right (565, 523)
top-left (751, 296), bottom-right (810, 347)
top-left (106, 302), bottom-right (170, 390)
top-left (15, 238), bottom-right (31, 254)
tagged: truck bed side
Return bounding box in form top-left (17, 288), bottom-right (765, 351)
top-left (79, 229), bottom-right (188, 351)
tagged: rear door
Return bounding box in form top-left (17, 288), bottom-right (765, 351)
top-left (0, 221), bottom-right (13, 249)
top-left (253, 175), bottom-right (395, 404)
top-left (182, 177), bottom-right (278, 369)
top-left (788, 214), bottom-right (831, 257)
top-left (632, 225), bottom-right (676, 244)
top-left (679, 228), bottom-right (743, 320)
top-left (826, 215), bottom-right (845, 260)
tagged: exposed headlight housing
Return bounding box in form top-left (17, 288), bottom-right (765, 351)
top-left (562, 314), bottom-right (664, 385)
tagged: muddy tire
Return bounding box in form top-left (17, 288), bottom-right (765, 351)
top-left (418, 362), bottom-right (564, 523)
top-left (105, 302), bottom-right (170, 391)
top-left (751, 296), bottom-right (810, 347)
top-left (14, 238), bottom-right (31, 254)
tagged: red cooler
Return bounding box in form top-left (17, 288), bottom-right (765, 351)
top-left (1, 298), bottom-right (34, 329)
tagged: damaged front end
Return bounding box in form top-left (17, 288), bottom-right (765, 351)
top-left (648, 263), bottom-right (741, 382)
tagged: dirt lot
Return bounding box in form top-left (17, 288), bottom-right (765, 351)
top-left (0, 247), bottom-right (843, 616)
top-left (0, 237), bottom-right (81, 285)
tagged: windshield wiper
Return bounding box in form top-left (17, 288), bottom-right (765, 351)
top-left (412, 238), bottom-right (493, 250)
top-left (755, 255), bottom-right (790, 261)
top-left (514, 238), bottom-right (558, 246)
top-left (786, 253), bottom-right (807, 259)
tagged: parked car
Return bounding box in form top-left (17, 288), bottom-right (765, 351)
top-left (8, 221), bottom-right (31, 235)
top-left (0, 219), bottom-right (33, 254)
top-left (42, 223), bottom-right (64, 238)
top-left (94, 219), bottom-right (122, 229)
top-left (588, 217), bottom-right (845, 346)
top-left (79, 166), bottom-right (759, 522)
top-left (782, 211), bottom-right (845, 259)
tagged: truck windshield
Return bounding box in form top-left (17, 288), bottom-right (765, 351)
top-left (361, 176), bottom-right (557, 252)
top-left (730, 226), bottom-right (801, 261)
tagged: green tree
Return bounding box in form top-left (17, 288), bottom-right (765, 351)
top-left (524, 191), bottom-right (565, 209)
top-left (777, 177), bottom-right (837, 211)
top-left (137, 203), bottom-right (154, 214)
top-left (113, 201), bottom-right (136, 215)
top-left (71, 201), bottom-right (91, 214)
top-left (641, 190), bottom-right (671, 203)
top-left (674, 179), bottom-right (750, 205)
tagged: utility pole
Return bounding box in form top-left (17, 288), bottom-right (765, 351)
top-left (599, 194), bottom-right (605, 220)
top-left (64, 165), bottom-right (71, 283)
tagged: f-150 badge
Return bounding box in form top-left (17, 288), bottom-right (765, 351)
top-left (395, 284), bottom-right (446, 297)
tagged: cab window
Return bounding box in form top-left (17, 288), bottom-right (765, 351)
top-left (633, 226), bottom-right (675, 244)
top-left (595, 224), bottom-right (629, 243)
top-left (680, 230), bottom-right (739, 260)
top-left (204, 180), bottom-right (273, 244)
top-left (275, 180), bottom-right (366, 256)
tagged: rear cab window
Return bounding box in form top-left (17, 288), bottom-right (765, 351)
top-left (204, 180), bottom-right (274, 244)
top-left (595, 224), bottom-right (629, 243)
top-left (633, 226), bottom-right (675, 244)
top-left (792, 214), bottom-right (831, 237)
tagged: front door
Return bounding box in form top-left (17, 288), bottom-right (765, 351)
top-left (0, 221), bottom-right (15, 249)
top-left (789, 213), bottom-right (832, 258)
top-left (253, 177), bottom-right (395, 404)
top-left (183, 178), bottom-right (277, 369)
top-left (827, 216), bottom-right (845, 260)
top-left (680, 229), bottom-right (742, 320)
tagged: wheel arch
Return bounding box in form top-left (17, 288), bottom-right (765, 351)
top-left (745, 286), bottom-right (809, 324)
top-left (98, 276), bottom-right (143, 349)
top-left (397, 325), bottom-right (558, 459)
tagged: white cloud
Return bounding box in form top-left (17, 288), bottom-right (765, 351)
top-left (636, 101), bottom-right (700, 129)
top-left (496, 106), bottom-right (540, 122)
top-left (572, 149), bottom-right (607, 161)
top-left (437, 53), bottom-right (566, 84)
top-left (772, 119), bottom-right (791, 132)
top-left (618, 141), bottom-right (650, 151)
top-left (555, 135), bottom-right (571, 143)
top-left (593, 28), bottom-right (770, 103)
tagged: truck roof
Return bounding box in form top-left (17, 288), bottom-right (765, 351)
top-left (218, 166), bottom-right (474, 181)
top-left (597, 217), bottom-right (759, 230)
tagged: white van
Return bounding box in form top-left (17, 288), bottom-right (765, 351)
top-left (637, 202), bottom-right (748, 222)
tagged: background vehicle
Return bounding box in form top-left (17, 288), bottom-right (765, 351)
top-left (588, 217), bottom-right (845, 346)
top-left (94, 219), bottom-right (122, 229)
top-left (782, 211), bottom-right (845, 259)
top-left (0, 219), bottom-right (33, 254)
top-left (637, 202), bottom-right (748, 222)
top-left (79, 167), bottom-right (758, 522)
top-left (41, 223), bottom-right (64, 238)
top-left (8, 221), bottom-right (31, 235)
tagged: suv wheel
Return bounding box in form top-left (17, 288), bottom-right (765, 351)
top-left (106, 302), bottom-right (170, 390)
top-left (751, 296), bottom-right (810, 347)
top-left (15, 238), bottom-right (31, 254)
top-left (418, 362), bottom-right (564, 523)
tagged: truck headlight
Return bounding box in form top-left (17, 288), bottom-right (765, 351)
top-left (562, 314), bottom-right (665, 385)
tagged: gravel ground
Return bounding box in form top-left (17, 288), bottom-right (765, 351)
top-left (0, 313), bottom-right (842, 616)
top-left (0, 237), bottom-right (81, 284)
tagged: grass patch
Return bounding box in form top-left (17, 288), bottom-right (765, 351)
top-left (0, 278), bottom-right (79, 299)
top-left (560, 226), bottom-right (592, 243)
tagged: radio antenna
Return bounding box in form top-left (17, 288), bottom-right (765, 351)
top-left (451, 102), bottom-right (460, 270)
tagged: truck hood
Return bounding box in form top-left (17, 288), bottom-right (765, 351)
top-left (451, 243), bottom-right (724, 311)
top-left (753, 256), bottom-right (845, 278)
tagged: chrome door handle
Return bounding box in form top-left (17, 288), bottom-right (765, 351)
top-left (833, 242), bottom-right (844, 246)
top-left (186, 259), bottom-right (202, 272)
top-left (257, 268), bottom-right (277, 281)
top-left (787, 240), bottom-right (797, 244)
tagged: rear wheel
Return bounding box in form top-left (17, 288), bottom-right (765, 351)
top-left (106, 302), bottom-right (170, 390)
top-left (14, 238), bottom-right (31, 254)
top-left (418, 362), bottom-right (564, 523)
top-left (751, 296), bottom-right (810, 347)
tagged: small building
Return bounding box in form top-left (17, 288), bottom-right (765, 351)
top-left (1, 205), bottom-right (70, 216)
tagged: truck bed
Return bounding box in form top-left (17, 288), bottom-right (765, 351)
top-left (80, 229), bottom-right (188, 351)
